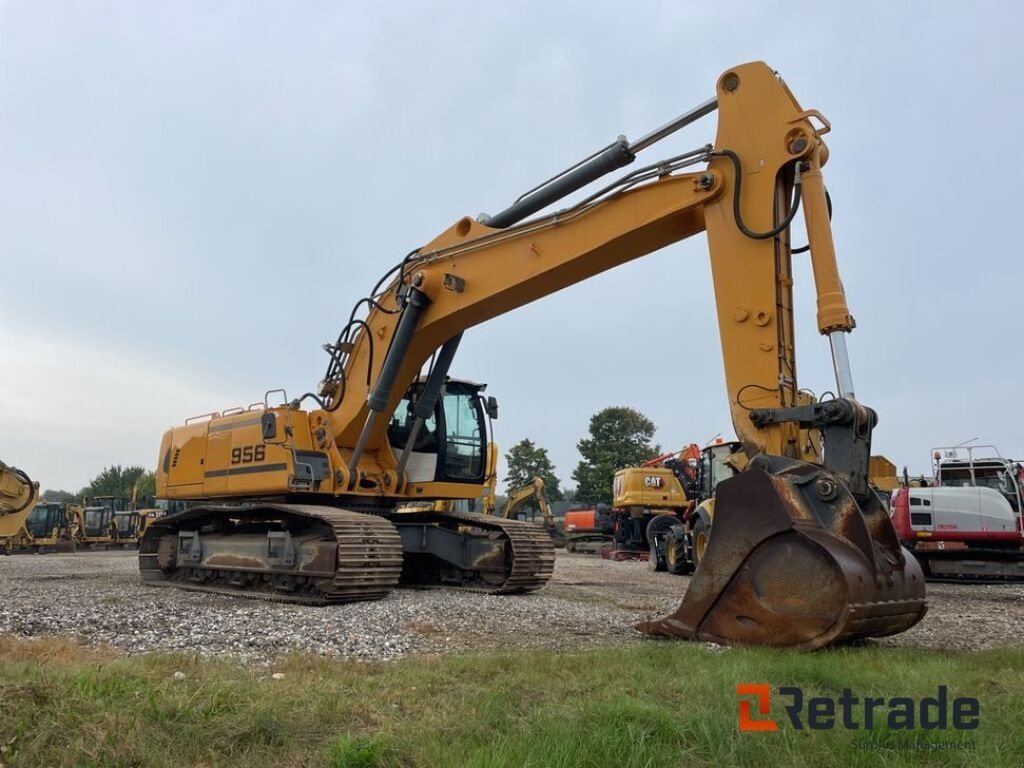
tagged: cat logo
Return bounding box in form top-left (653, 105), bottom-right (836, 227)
top-left (644, 476), bottom-right (664, 489)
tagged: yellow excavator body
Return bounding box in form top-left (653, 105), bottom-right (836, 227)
top-left (144, 61), bottom-right (926, 648)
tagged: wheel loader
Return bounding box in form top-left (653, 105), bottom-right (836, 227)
top-left (143, 61), bottom-right (927, 648)
top-left (613, 440), bottom-right (745, 575)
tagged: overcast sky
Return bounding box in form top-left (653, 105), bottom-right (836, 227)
top-left (1, 1), bottom-right (1021, 493)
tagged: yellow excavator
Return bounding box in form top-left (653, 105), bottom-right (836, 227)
top-left (0, 461), bottom-right (39, 555)
top-left (500, 477), bottom-right (566, 547)
top-left (143, 61), bottom-right (926, 648)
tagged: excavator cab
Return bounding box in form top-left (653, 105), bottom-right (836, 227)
top-left (387, 378), bottom-right (491, 485)
top-left (114, 510), bottom-right (143, 539)
top-left (79, 496), bottom-right (129, 539)
top-left (82, 506), bottom-right (114, 538)
top-left (695, 442), bottom-right (742, 501)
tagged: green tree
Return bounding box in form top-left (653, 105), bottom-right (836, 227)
top-left (572, 407), bottom-right (659, 504)
top-left (80, 465), bottom-right (156, 505)
top-left (504, 439), bottom-right (563, 512)
top-left (134, 470), bottom-right (157, 506)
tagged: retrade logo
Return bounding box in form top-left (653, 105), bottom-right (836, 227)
top-left (736, 684), bottom-right (778, 732)
top-left (736, 684), bottom-right (980, 733)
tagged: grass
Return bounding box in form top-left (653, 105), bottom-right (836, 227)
top-left (0, 635), bottom-right (1021, 767)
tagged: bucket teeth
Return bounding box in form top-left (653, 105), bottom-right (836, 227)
top-left (637, 466), bottom-right (927, 649)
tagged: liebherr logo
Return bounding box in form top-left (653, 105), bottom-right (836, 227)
top-left (736, 684), bottom-right (980, 733)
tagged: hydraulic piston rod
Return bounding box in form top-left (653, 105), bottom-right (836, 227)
top-left (828, 330), bottom-right (856, 399)
top-left (483, 97), bottom-right (719, 229)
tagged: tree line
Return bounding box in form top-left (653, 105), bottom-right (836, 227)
top-left (504, 405), bottom-right (659, 509)
top-left (41, 465), bottom-right (157, 505)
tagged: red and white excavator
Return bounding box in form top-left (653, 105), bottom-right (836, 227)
top-left (890, 444), bottom-right (1024, 580)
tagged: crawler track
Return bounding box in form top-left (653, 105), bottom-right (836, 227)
top-left (915, 549), bottom-right (1024, 584)
top-left (439, 511), bottom-right (555, 594)
top-left (140, 505), bottom-right (404, 605)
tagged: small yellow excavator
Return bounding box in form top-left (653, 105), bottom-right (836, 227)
top-left (144, 61), bottom-right (926, 648)
top-left (500, 477), bottom-right (566, 548)
top-left (0, 461), bottom-right (39, 555)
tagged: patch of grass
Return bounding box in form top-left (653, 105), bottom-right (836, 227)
top-left (323, 735), bottom-right (399, 768)
top-left (0, 635), bottom-right (1020, 767)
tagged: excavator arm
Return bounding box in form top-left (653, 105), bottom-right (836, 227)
top-left (321, 64), bottom-right (836, 483)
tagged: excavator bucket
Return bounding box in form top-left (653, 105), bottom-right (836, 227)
top-left (637, 463), bottom-right (927, 649)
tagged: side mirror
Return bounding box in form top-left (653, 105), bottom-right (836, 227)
top-left (485, 396), bottom-right (499, 420)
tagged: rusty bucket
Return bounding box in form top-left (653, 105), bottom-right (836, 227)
top-left (636, 464), bottom-right (927, 649)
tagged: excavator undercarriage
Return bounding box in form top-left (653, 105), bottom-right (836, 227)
top-left (140, 504), bottom-right (553, 604)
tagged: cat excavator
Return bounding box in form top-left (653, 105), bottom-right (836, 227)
top-left (0, 461), bottom-right (39, 555)
top-left (143, 61), bottom-right (926, 648)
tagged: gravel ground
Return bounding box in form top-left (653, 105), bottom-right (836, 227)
top-left (0, 550), bottom-right (1021, 661)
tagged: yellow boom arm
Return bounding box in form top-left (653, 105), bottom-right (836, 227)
top-left (311, 63), bottom-right (846, 495)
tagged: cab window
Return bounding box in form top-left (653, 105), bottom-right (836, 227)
top-left (388, 392), bottom-right (439, 453)
top-left (442, 389), bottom-right (484, 480)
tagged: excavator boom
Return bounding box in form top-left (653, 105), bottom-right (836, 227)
top-left (149, 62), bottom-right (926, 647)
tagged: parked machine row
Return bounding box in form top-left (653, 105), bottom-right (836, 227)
top-left (0, 471), bottom-right (151, 555)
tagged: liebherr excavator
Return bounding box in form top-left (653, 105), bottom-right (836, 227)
top-left (143, 62), bottom-right (927, 648)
